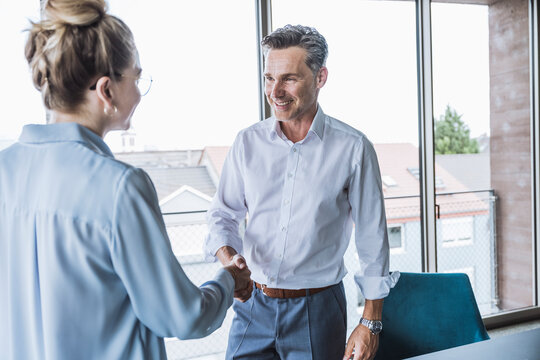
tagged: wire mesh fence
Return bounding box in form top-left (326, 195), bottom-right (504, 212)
top-left (161, 189), bottom-right (497, 359)
top-left (435, 190), bottom-right (497, 314)
top-left (162, 220), bottom-right (229, 360)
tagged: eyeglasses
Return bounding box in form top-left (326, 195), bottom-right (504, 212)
top-left (123, 71), bottom-right (153, 96)
top-left (89, 71), bottom-right (153, 96)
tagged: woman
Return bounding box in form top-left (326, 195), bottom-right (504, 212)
top-left (0, 0), bottom-right (251, 359)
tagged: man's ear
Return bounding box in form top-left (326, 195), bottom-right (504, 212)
top-left (316, 66), bottom-right (328, 89)
top-left (95, 76), bottom-right (114, 110)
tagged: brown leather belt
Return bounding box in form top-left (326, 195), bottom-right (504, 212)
top-left (254, 282), bottom-right (331, 299)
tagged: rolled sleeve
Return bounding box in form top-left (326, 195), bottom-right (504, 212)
top-left (349, 139), bottom-right (398, 299)
top-left (355, 272), bottom-right (401, 300)
top-left (204, 135), bottom-right (247, 261)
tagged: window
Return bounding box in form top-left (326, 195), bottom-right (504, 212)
top-left (441, 217), bottom-right (474, 246)
top-left (106, 0), bottom-right (259, 152)
top-left (388, 225), bottom-right (404, 251)
top-left (382, 175), bottom-right (398, 188)
top-left (408, 167), bottom-right (445, 189)
top-left (105, 1), bottom-right (259, 358)
top-left (435, 177), bottom-right (445, 190)
top-left (432, 1), bottom-right (533, 316)
top-left (0, 2), bottom-right (43, 144)
top-left (2, 1), bottom-right (537, 355)
top-left (273, 0), bottom-right (421, 333)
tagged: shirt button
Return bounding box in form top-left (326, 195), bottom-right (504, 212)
top-left (269, 277), bottom-right (275, 282)
top-left (293, 148), bottom-right (297, 152)
top-left (287, 173), bottom-right (293, 178)
top-left (284, 199), bottom-right (290, 205)
top-left (281, 226), bottom-right (287, 232)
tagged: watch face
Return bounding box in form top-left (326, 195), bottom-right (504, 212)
top-left (372, 321), bottom-right (383, 334)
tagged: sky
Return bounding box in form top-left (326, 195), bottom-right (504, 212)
top-left (0, 0), bottom-right (489, 152)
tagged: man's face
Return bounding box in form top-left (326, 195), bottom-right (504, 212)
top-left (264, 46), bottom-right (327, 122)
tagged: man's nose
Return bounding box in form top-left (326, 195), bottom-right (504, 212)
top-left (270, 81), bottom-right (285, 99)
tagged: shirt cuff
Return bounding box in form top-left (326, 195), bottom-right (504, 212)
top-left (354, 271), bottom-right (401, 300)
top-left (203, 235), bottom-right (242, 263)
top-left (201, 267), bottom-right (235, 303)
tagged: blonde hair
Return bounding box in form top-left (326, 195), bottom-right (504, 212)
top-left (25, 0), bottom-right (136, 111)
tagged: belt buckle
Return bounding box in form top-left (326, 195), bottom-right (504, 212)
top-left (261, 283), bottom-right (268, 296)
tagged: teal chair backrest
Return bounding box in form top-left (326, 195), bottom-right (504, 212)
top-left (374, 272), bottom-right (489, 360)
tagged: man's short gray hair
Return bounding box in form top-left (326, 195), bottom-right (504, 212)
top-left (261, 24), bottom-right (328, 75)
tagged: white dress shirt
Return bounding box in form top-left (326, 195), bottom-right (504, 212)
top-left (205, 106), bottom-right (399, 299)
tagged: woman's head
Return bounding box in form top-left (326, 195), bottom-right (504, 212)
top-left (25, 0), bottom-right (140, 133)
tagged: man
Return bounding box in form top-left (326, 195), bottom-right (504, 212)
top-left (205, 25), bottom-right (399, 360)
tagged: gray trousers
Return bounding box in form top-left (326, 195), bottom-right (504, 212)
top-left (226, 281), bottom-right (347, 360)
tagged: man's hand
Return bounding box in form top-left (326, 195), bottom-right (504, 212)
top-left (343, 323), bottom-right (379, 360)
top-left (224, 254), bottom-right (253, 302)
top-left (344, 298), bottom-right (383, 360)
top-left (217, 246), bottom-right (253, 302)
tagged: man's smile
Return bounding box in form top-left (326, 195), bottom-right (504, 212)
top-left (273, 99), bottom-right (293, 106)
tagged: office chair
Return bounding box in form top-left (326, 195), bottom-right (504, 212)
top-left (374, 272), bottom-right (490, 360)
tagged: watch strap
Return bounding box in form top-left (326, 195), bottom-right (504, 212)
top-left (360, 317), bottom-right (383, 335)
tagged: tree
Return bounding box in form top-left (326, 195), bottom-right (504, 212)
top-left (434, 105), bottom-right (479, 154)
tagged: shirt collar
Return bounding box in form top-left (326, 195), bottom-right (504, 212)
top-left (309, 105), bottom-right (326, 141)
top-left (19, 122), bottom-right (114, 158)
top-left (268, 105), bottom-right (326, 143)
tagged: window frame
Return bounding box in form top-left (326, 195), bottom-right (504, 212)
top-left (33, 0), bottom-right (540, 329)
top-left (260, 0), bottom-right (540, 326)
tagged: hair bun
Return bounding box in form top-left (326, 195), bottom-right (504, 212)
top-left (44, 0), bottom-right (107, 27)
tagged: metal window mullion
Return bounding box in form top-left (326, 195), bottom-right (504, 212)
top-left (416, 0), bottom-right (437, 273)
top-left (529, 0), bottom-right (540, 308)
top-left (39, 0), bottom-right (51, 124)
top-left (255, 0), bottom-right (272, 121)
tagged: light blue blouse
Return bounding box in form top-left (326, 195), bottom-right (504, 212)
top-left (0, 123), bottom-right (234, 360)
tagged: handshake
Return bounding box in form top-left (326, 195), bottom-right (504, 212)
top-left (223, 254), bottom-right (253, 302)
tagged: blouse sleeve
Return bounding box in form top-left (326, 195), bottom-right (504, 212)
top-left (110, 167), bottom-right (234, 339)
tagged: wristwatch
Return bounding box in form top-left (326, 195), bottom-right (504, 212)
top-left (360, 317), bottom-right (383, 335)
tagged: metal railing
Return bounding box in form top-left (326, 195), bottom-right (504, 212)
top-left (161, 190), bottom-right (497, 360)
